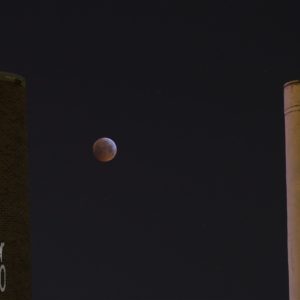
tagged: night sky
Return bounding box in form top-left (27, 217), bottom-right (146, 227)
top-left (1, 1), bottom-right (299, 299)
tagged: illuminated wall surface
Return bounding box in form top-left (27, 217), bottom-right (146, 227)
top-left (0, 72), bottom-right (31, 300)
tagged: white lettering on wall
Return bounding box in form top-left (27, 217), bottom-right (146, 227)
top-left (0, 242), bottom-right (6, 292)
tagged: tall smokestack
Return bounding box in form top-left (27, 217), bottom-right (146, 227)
top-left (284, 80), bottom-right (300, 300)
top-left (0, 72), bottom-right (31, 299)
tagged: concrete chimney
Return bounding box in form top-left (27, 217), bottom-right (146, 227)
top-left (284, 80), bottom-right (300, 300)
top-left (0, 72), bottom-right (31, 300)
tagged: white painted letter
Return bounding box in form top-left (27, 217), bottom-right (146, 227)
top-left (0, 242), bottom-right (6, 292)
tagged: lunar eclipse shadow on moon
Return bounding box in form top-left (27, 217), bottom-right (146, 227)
top-left (93, 137), bottom-right (117, 163)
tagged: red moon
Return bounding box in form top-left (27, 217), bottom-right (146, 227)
top-left (93, 137), bottom-right (117, 162)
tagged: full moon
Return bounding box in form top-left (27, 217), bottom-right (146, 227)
top-left (93, 137), bottom-right (117, 162)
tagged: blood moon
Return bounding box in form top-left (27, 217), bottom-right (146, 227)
top-left (93, 137), bottom-right (117, 162)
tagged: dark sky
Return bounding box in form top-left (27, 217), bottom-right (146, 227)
top-left (1, 1), bottom-right (298, 299)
